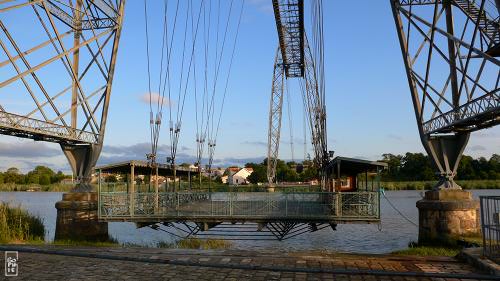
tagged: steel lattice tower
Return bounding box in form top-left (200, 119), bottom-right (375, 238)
top-left (390, 0), bottom-right (500, 189)
top-left (267, 0), bottom-right (328, 186)
top-left (0, 0), bottom-right (125, 190)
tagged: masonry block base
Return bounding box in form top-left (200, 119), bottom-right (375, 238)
top-left (417, 190), bottom-right (480, 244)
top-left (55, 192), bottom-right (108, 241)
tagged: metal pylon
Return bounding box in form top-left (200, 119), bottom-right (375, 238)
top-left (390, 0), bottom-right (500, 189)
top-left (267, 48), bottom-right (285, 185)
top-left (267, 36), bottom-right (327, 186)
top-left (0, 1), bottom-right (126, 191)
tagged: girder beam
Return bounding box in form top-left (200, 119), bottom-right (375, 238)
top-left (0, 0), bottom-right (125, 189)
top-left (272, 0), bottom-right (304, 78)
top-left (390, 0), bottom-right (500, 189)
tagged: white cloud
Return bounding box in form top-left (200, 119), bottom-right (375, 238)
top-left (139, 92), bottom-right (172, 107)
top-left (0, 141), bottom-right (60, 158)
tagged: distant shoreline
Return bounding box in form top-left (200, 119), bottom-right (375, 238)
top-left (0, 180), bottom-right (498, 192)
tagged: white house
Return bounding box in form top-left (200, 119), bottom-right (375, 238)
top-left (228, 167), bottom-right (253, 185)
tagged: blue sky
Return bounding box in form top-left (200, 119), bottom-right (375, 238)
top-left (0, 0), bottom-right (498, 173)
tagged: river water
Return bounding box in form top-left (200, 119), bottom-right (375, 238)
top-left (1, 190), bottom-right (498, 254)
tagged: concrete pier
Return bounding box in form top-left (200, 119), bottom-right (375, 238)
top-left (416, 190), bottom-right (480, 244)
top-left (55, 192), bottom-right (108, 241)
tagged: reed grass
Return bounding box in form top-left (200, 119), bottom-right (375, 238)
top-left (51, 237), bottom-right (119, 247)
top-left (0, 183), bottom-right (73, 192)
top-left (0, 202), bottom-right (45, 243)
top-left (157, 238), bottom-right (232, 250)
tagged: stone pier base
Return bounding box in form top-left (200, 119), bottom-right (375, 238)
top-left (55, 192), bottom-right (108, 241)
top-left (416, 190), bottom-right (480, 244)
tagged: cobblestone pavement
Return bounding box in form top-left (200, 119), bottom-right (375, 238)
top-left (0, 246), bottom-right (496, 281)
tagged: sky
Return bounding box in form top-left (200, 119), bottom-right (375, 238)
top-left (0, 0), bottom-right (498, 173)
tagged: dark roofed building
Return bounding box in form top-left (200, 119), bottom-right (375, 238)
top-left (326, 157), bottom-right (387, 192)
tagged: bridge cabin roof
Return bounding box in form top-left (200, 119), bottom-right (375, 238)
top-left (95, 160), bottom-right (197, 176)
top-left (327, 156), bottom-right (387, 178)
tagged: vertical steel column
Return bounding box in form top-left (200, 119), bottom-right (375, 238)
top-left (61, 0), bottom-right (126, 192)
top-left (445, 1), bottom-right (459, 108)
top-left (130, 163), bottom-right (135, 216)
top-left (155, 165), bottom-right (159, 213)
top-left (71, 0), bottom-right (82, 134)
top-left (98, 168), bottom-right (101, 217)
top-left (267, 47), bottom-right (285, 186)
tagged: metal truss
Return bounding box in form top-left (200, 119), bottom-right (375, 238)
top-left (267, 35), bottom-right (327, 186)
top-left (0, 0), bottom-right (125, 189)
top-left (423, 90), bottom-right (499, 133)
top-left (37, 0), bottom-right (119, 31)
top-left (303, 36), bottom-right (328, 179)
top-left (268, 0), bottom-right (328, 186)
top-left (272, 0), bottom-right (304, 78)
top-left (390, 0), bottom-right (500, 189)
top-left (0, 111), bottom-right (96, 143)
top-left (267, 48), bottom-right (285, 185)
top-left (144, 221), bottom-right (335, 241)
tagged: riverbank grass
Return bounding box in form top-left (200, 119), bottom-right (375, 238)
top-left (392, 246), bottom-right (461, 257)
top-left (0, 202), bottom-right (45, 244)
top-left (391, 235), bottom-right (484, 257)
top-left (157, 238), bottom-right (232, 250)
top-left (51, 238), bottom-right (120, 247)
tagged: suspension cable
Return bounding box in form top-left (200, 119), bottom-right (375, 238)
top-left (203, 0), bottom-right (235, 181)
top-left (211, 0), bottom-right (245, 161)
top-left (140, 0), bottom-right (244, 192)
top-left (143, 0), bottom-right (155, 163)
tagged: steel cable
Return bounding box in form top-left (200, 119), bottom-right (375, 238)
top-left (143, 0), bottom-right (155, 161)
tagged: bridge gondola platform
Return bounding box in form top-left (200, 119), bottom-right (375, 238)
top-left (95, 159), bottom-right (385, 240)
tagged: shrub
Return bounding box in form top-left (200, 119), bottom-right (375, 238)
top-left (0, 202), bottom-right (45, 243)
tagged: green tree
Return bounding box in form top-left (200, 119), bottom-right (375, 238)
top-left (4, 167), bottom-right (22, 184)
top-left (457, 155), bottom-right (475, 180)
top-left (247, 165), bottom-right (267, 184)
top-left (6, 167), bottom-right (19, 174)
top-left (400, 153), bottom-right (434, 181)
top-left (51, 171), bottom-right (67, 183)
top-left (380, 154), bottom-right (403, 181)
top-left (39, 174), bottom-right (50, 185)
top-left (25, 166), bottom-right (59, 185)
top-left (300, 166), bottom-right (318, 182)
top-left (488, 154), bottom-right (499, 180)
top-left (26, 173), bottom-right (39, 184)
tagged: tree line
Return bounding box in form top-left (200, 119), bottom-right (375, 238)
top-left (242, 153), bottom-right (499, 183)
top-left (0, 166), bottom-right (68, 185)
top-left (244, 158), bottom-right (318, 184)
top-left (380, 153), bottom-right (499, 181)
